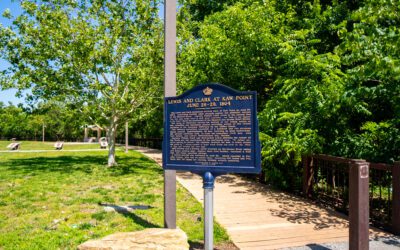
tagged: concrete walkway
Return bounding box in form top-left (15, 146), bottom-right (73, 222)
top-left (129, 146), bottom-right (399, 250)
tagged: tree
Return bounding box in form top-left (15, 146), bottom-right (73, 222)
top-left (333, 0), bottom-right (400, 162)
top-left (0, 103), bottom-right (29, 140)
top-left (178, 0), bottom-right (400, 189)
top-left (31, 101), bottom-right (87, 141)
top-left (178, 1), bottom-right (285, 108)
top-left (180, 0), bottom-right (239, 23)
top-left (0, 0), bottom-right (164, 166)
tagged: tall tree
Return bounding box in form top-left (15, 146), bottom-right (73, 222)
top-left (0, 0), bottom-right (164, 166)
top-left (178, 0), bottom-right (400, 189)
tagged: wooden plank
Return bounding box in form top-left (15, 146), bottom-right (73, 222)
top-left (222, 220), bottom-right (299, 227)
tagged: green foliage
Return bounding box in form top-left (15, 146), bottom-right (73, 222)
top-left (0, 101), bottom-right (86, 141)
top-left (1, 0), bottom-right (398, 187)
top-left (181, 0), bottom-right (238, 23)
top-left (331, 0), bottom-right (400, 162)
top-left (179, 0), bottom-right (400, 189)
top-left (178, 1), bottom-right (287, 106)
top-left (0, 104), bottom-right (31, 140)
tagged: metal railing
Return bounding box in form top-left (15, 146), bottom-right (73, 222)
top-left (117, 137), bottom-right (162, 150)
top-left (369, 163), bottom-right (393, 229)
top-left (303, 154), bottom-right (400, 234)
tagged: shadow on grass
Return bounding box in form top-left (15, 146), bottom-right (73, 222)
top-left (99, 202), bottom-right (160, 229)
top-left (123, 211), bottom-right (161, 228)
top-left (3, 154), bottom-right (162, 176)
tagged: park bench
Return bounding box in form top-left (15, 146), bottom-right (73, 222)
top-left (99, 137), bottom-right (108, 149)
top-left (87, 137), bottom-right (96, 143)
top-left (7, 142), bottom-right (20, 150)
top-left (54, 141), bottom-right (64, 150)
top-left (100, 141), bottom-right (108, 149)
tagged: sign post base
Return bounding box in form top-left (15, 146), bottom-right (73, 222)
top-left (203, 172), bottom-right (215, 250)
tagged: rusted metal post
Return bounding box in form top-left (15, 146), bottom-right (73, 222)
top-left (302, 156), bottom-right (314, 198)
top-left (163, 0), bottom-right (177, 229)
top-left (392, 162), bottom-right (400, 235)
top-left (349, 160), bottom-right (369, 250)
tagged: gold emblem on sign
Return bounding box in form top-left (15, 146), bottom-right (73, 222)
top-left (203, 87), bottom-right (213, 96)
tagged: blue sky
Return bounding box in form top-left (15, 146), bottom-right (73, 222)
top-left (0, 1), bottom-right (165, 106)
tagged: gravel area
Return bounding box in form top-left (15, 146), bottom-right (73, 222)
top-left (280, 236), bottom-right (400, 250)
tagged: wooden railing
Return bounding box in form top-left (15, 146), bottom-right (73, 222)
top-left (303, 154), bottom-right (400, 235)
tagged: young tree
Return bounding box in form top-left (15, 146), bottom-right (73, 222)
top-left (0, 0), bottom-right (164, 166)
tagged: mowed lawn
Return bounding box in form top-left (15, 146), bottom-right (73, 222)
top-left (0, 144), bottom-right (230, 249)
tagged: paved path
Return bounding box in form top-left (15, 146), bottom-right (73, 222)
top-left (129, 146), bottom-right (399, 250)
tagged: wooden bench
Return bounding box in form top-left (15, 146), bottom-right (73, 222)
top-left (54, 142), bottom-right (64, 150)
top-left (7, 142), bottom-right (20, 150)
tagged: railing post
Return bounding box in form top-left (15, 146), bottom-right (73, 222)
top-left (302, 156), bottom-right (314, 198)
top-left (349, 160), bottom-right (369, 250)
top-left (392, 162), bottom-right (400, 235)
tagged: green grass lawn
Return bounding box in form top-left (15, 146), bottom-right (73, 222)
top-left (0, 141), bottom-right (102, 151)
top-left (0, 144), bottom-right (231, 249)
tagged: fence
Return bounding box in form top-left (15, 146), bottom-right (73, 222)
top-left (117, 137), bottom-right (162, 150)
top-left (303, 154), bottom-right (400, 235)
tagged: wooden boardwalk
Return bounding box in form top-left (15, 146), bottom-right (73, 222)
top-left (130, 146), bottom-right (395, 250)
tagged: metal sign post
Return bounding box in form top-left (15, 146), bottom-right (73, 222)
top-left (203, 172), bottom-right (215, 250)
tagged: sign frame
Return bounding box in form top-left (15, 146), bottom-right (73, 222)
top-left (163, 83), bottom-right (261, 174)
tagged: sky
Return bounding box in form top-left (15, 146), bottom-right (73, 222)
top-left (0, 1), bottom-right (166, 106)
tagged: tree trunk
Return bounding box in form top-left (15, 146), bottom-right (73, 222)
top-left (107, 119), bottom-right (118, 167)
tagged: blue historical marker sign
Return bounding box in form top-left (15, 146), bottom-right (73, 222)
top-left (163, 83), bottom-right (261, 174)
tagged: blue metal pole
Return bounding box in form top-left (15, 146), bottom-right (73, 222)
top-left (203, 172), bottom-right (215, 250)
